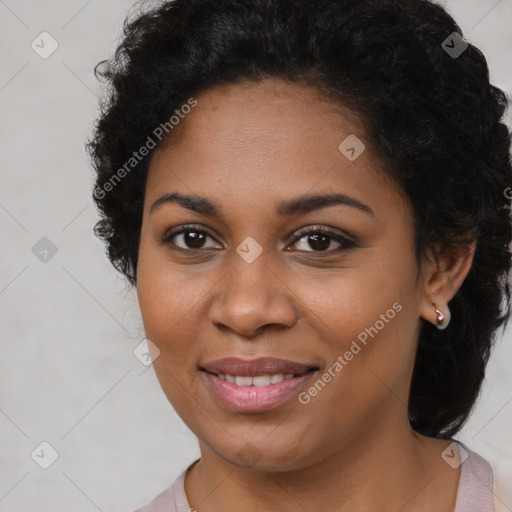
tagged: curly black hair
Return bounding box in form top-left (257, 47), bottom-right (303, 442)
top-left (88, 0), bottom-right (512, 438)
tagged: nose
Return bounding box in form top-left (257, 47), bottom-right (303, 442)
top-left (208, 249), bottom-right (298, 338)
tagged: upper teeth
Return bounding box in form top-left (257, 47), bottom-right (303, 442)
top-left (218, 373), bottom-right (295, 386)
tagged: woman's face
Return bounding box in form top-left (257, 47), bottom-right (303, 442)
top-left (137, 78), bottom-right (431, 470)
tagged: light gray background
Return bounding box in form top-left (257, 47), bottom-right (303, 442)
top-left (0, 1), bottom-right (511, 511)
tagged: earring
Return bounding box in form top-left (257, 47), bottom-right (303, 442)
top-left (433, 303), bottom-right (451, 330)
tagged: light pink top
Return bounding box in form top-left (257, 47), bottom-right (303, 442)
top-left (133, 441), bottom-right (495, 512)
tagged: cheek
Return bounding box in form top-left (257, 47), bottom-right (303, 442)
top-left (293, 308), bottom-right (417, 449)
top-left (292, 255), bottom-right (416, 346)
top-left (136, 254), bottom-right (205, 410)
top-left (291, 250), bottom-right (419, 403)
top-left (136, 239), bottom-right (206, 342)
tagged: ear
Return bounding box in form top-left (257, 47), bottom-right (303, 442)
top-left (419, 242), bottom-right (476, 326)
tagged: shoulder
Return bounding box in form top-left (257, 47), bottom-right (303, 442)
top-left (132, 486), bottom-right (175, 512)
top-left (132, 461), bottom-right (195, 512)
top-left (453, 440), bottom-right (495, 512)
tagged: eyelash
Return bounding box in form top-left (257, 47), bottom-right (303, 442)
top-left (159, 224), bottom-right (358, 255)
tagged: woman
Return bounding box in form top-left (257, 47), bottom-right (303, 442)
top-left (88, 0), bottom-right (512, 510)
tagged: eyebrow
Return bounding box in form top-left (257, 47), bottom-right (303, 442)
top-left (149, 191), bottom-right (375, 217)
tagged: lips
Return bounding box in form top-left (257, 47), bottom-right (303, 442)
top-left (200, 357), bottom-right (318, 377)
top-left (200, 357), bottom-right (319, 412)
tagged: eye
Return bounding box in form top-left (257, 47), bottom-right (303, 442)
top-left (160, 224), bottom-right (357, 254)
top-left (160, 225), bottom-right (222, 251)
top-left (288, 226), bottom-right (357, 254)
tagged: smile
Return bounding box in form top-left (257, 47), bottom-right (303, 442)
top-left (200, 357), bottom-right (318, 412)
top-left (216, 373), bottom-right (296, 386)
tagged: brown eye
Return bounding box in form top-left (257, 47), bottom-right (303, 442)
top-left (289, 227), bottom-right (357, 254)
top-left (179, 230), bottom-right (208, 249)
top-left (160, 224), bottom-right (357, 255)
top-left (161, 226), bottom-right (222, 251)
top-left (297, 232), bottom-right (332, 251)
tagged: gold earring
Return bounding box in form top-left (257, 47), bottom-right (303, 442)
top-left (433, 303), bottom-right (450, 330)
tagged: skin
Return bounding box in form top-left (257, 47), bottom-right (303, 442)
top-left (136, 78), bottom-right (475, 512)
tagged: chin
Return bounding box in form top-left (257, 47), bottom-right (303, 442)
top-left (205, 432), bottom-right (321, 473)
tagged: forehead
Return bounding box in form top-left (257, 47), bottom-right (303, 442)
top-left (145, 78), bottom-right (405, 221)
top-left (165, 78), bottom-right (369, 157)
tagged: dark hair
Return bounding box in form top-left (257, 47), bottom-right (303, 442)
top-left (88, 0), bottom-right (512, 438)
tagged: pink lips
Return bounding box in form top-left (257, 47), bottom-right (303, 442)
top-left (201, 357), bottom-right (317, 413)
top-left (201, 357), bottom-right (315, 377)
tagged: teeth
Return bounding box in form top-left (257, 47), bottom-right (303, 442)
top-left (217, 373), bottom-right (295, 386)
top-left (270, 374), bottom-right (284, 384)
top-left (235, 376), bottom-right (253, 386)
top-left (252, 375), bottom-right (271, 387)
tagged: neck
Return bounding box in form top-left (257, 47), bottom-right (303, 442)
top-left (184, 415), bottom-right (459, 512)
